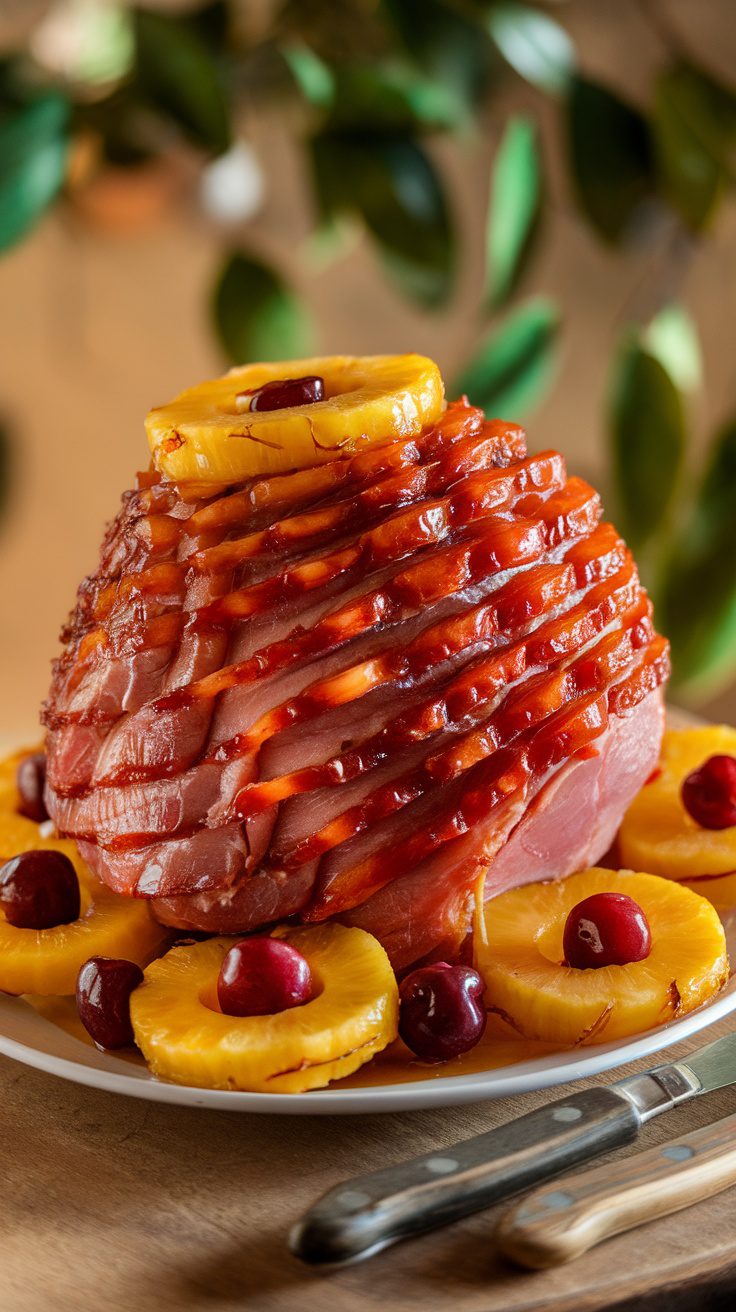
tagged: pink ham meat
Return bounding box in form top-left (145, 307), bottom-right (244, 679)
top-left (43, 401), bottom-right (669, 967)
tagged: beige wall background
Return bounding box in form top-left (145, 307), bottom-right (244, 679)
top-left (1, 0), bottom-right (735, 746)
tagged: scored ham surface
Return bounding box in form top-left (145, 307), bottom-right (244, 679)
top-left (43, 401), bottom-right (668, 968)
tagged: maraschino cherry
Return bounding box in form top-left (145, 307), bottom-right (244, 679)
top-left (217, 937), bottom-right (313, 1017)
top-left (399, 962), bottom-right (487, 1062)
top-left (563, 892), bottom-right (652, 969)
top-left (77, 957), bottom-right (144, 1050)
top-left (681, 755), bottom-right (736, 830)
top-left (16, 752), bottom-right (49, 824)
top-left (0, 850), bottom-right (80, 929)
top-left (238, 375), bottom-right (324, 414)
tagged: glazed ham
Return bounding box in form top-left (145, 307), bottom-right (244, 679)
top-left (43, 401), bottom-right (668, 967)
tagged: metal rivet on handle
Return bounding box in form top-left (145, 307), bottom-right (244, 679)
top-left (552, 1107), bottom-right (583, 1123)
top-left (661, 1144), bottom-right (694, 1163)
top-left (539, 1190), bottom-right (574, 1211)
top-left (425, 1157), bottom-right (460, 1174)
top-left (335, 1189), bottom-right (373, 1211)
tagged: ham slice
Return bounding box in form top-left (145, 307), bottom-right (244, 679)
top-left (43, 401), bottom-right (669, 965)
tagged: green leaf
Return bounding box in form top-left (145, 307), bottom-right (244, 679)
top-left (134, 10), bottom-right (231, 154)
top-left (282, 43), bottom-right (335, 109)
top-left (382, 0), bottom-right (495, 108)
top-left (566, 76), bottom-right (656, 244)
top-left (0, 92), bottom-right (69, 254)
top-left (659, 418), bottom-right (736, 696)
top-left (608, 341), bottom-right (686, 554)
top-left (311, 133), bottom-right (455, 307)
top-left (189, 1), bottom-right (230, 53)
top-left (643, 304), bottom-right (701, 393)
top-left (387, 66), bottom-right (468, 130)
top-left (652, 65), bottom-right (736, 232)
top-left (212, 252), bottom-right (312, 364)
top-left (452, 297), bottom-right (560, 419)
top-left (486, 114), bottom-right (542, 309)
top-left (327, 61), bottom-right (467, 132)
top-left (488, 3), bottom-right (575, 95)
top-left (695, 419), bottom-right (736, 533)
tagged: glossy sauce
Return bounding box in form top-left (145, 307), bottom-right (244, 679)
top-left (27, 995), bottom-right (558, 1088)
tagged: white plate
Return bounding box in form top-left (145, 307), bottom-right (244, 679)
top-left (1, 956), bottom-right (734, 1115)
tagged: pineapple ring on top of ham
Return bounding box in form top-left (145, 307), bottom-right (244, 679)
top-left (145, 353), bottom-right (445, 485)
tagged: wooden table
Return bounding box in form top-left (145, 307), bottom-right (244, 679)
top-left (3, 1013), bottom-right (736, 1312)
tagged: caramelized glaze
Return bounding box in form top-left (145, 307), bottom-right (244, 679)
top-left (27, 996), bottom-right (558, 1087)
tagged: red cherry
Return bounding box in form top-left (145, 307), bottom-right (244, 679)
top-left (0, 850), bottom-right (80, 929)
top-left (16, 752), bottom-right (49, 823)
top-left (217, 938), bottom-right (313, 1017)
top-left (76, 957), bottom-right (143, 1050)
top-left (242, 375), bottom-right (325, 413)
top-left (681, 755), bottom-right (736, 830)
top-left (563, 892), bottom-right (652, 969)
top-left (399, 962), bottom-right (486, 1062)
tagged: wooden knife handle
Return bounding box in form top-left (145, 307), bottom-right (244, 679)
top-left (496, 1111), bottom-right (736, 1270)
top-left (292, 1086), bottom-right (642, 1265)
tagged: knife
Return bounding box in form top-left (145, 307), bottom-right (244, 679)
top-left (496, 1109), bottom-right (736, 1268)
top-left (290, 1031), bottom-right (736, 1265)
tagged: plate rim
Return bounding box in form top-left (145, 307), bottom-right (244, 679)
top-left (0, 982), bottom-right (734, 1115)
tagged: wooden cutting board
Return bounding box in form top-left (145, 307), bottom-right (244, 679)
top-left (4, 710), bottom-right (736, 1312)
top-left (1, 1014), bottom-right (735, 1312)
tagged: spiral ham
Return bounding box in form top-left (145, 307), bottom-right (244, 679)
top-left (43, 401), bottom-right (668, 968)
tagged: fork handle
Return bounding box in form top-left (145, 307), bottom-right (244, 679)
top-left (496, 1111), bottom-right (736, 1269)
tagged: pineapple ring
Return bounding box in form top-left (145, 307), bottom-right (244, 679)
top-left (619, 727), bottom-right (736, 908)
top-left (0, 746), bottom-right (35, 813)
top-left (130, 924), bottom-right (399, 1092)
top-left (477, 868), bottom-right (728, 1047)
top-left (145, 353), bottom-right (445, 485)
top-left (0, 812), bottom-right (169, 996)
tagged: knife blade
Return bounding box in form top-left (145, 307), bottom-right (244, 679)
top-left (290, 1031), bottom-right (736, 1266)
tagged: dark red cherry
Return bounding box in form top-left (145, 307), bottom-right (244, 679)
top-left (76, 957), bottom-right (144, 1050)
top-left (0, 850), bottom-right (80, 929)
top-left (399, 962), bottom-right (486, 1062)
top-left (217, 937), bottom-right (313, 1017)
top-left (16, 752), bottom-right (49, 823)
top-left (243, 374), bottom-right (324, 413)
top-left (563, 892), bottom-right (652, 969)
top-left (681, 755), bottom-right (736, 830)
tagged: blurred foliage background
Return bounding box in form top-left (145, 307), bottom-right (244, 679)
top-left (0, 0), bottom-right (735, 730)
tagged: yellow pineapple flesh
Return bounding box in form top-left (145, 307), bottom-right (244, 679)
top-left (476, 868), bottom-right (728, 1046)
top-left (130, 924), bottom-right (399, 1092)
top-left (0, 748), bottom-right (34, 813)
top-left (145, 353), bottom-right (445, 485)
top-left (619, 726), bottom-right (736, 909)
top-left (0, 811), bottom-right (169, 995)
